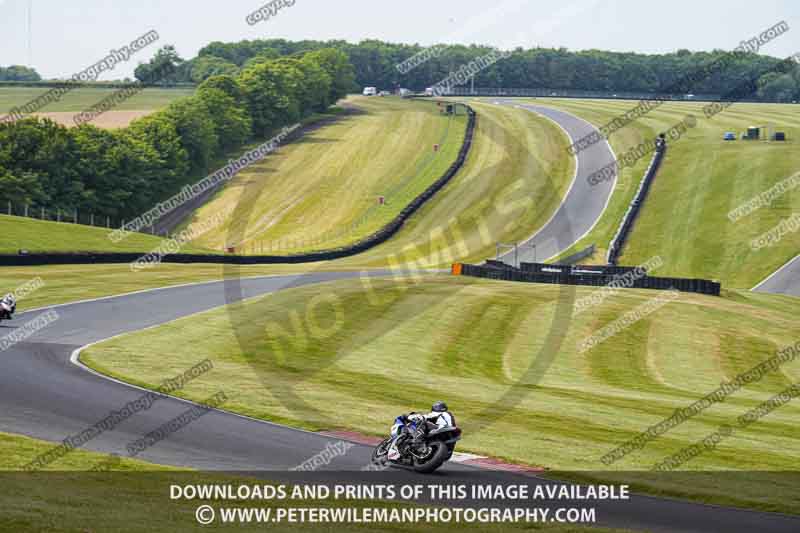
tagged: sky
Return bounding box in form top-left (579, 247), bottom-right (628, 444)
top-left (0, 0), bottom-right (798, 80)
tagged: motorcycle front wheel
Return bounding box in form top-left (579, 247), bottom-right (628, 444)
top-left (371, 437), bottom-right (392, 466)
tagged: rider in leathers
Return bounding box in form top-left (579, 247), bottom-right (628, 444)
top-left (389, 401), bottom-right (454, 456)
top-left (0, 294), bottom-right (16, 319)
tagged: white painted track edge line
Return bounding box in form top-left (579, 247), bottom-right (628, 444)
top-left (498, 100), bottom-right (619, 264)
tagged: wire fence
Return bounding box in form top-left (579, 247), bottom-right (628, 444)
top-left (441, 87), bottom-right (751, 103)
top-left (1, 201), bottom-right (162, 236)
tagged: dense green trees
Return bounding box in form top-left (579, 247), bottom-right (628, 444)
top-left (191, 38), bottom-right (800, 101)
top-left (4, 34), bottom-right (797, 224)
top-left (302, 49), bottom-right (356, 104)
top-left (0, 47), bottom-right (350, 221)
top-left (136, 39), bottom-right (800, 100)
top-left (0, 65), bottom-right (41, 82)
top-left (188, 56), bottom-right (239, 84)
top-left (239, 59), bottom-right (304, 136)
top-left (196, 86), bottom-right (252, 150)
top-left (134, 45), bottom-right (186, 85)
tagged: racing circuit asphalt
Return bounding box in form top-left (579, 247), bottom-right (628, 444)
top-left (753, 253), bottom-right (800, 296)
top-left (1, 108), bottom-right (798, 532)
top-left (495, 101), bottom-right (618, 264)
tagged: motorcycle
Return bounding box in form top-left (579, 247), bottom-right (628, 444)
top-left (371, 415), bottom-right (462, 474)
top-left (0, 297), bottom-right (16, 322)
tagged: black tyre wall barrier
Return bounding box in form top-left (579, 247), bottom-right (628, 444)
top-left (607, 139), bottom-right (666, 265)
top-left (459, 262), bottom-right (720, 297)
top-left (0, 106), bottom-right (477, 267)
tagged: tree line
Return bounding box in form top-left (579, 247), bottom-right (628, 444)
top-left (0, 48), bottom-right (355, 221)
top-left (154, 38), bottom-right (798, 103)
top-left (0, 65), bottom-right (41, 82)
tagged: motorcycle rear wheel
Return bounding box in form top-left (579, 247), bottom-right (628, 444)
top-left (412, 442), bottom-right (449, 474)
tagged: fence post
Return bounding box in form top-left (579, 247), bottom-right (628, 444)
top-left (41, 206), bottom-right (45, 220)
top-left (90, 213), bottom-right (94, 226)
top-left (57, 209), bottom-right (61, 222)
top-left (106, 216), bottom-right (110, 228)
top-left (24, 204), bottom-right (29, 217)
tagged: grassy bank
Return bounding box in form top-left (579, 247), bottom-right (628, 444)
top-left (80, 275), bottom-right (800, 513)
top-left (523, 98), bottom-right (800, 288)
top-left (0, 214), bottom-right (212, 255)
top-left (184, 96), bottom-right (469, 253)
top-left (331, 99), bottom-right (575, 269)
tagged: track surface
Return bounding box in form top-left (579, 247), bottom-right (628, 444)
top-left (1, 273), bottom-right (798, 532)
top-left (495, 101), bottom-right (617, 264)
top-left (753, 254), bottom-right (800, 296)
top-left (1, 108), bottom-right (797, 532)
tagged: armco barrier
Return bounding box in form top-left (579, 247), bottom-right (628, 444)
top-left (0, 106), bottom-right (476, 267)
top-left (519, 262), bottom-right (647, 276)
top-left (607, 138), bottom-right (666, 265)
top-left (456, 262), bottom-right (720, 296)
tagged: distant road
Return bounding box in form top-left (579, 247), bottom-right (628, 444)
top-left (494, 101), bottom-right (617, 265)
top-left (753, 254), bottom-right (800, 296)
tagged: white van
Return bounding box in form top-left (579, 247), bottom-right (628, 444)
top-left (362, 87), bottom-right (377, 96)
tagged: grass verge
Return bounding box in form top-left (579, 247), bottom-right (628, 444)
top-left (79, 275), bottom-right (800, 513)
top-left (522, 98), bottom-right (800, 288)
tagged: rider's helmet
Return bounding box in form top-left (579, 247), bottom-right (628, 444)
top-left (432, 401), bottom-right (448, 412)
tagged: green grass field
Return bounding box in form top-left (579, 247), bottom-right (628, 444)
top-left (0, 432), bottom-right (624, 533)
top-left (0, 214), bottom-right (214, 255)
top-left (0, 97), bottom-right (573, 267)
top-left (184, 97), bottom-right (574, 267)
top-left (327, 100), bottom-right (574, 270)
top-left (185, 96), bottom-right (469, 253)
top-left (80, 275), bottom-right (800, 513)
top-left (522, 98), bottom-right (800, 288)
top-left (0, 86), bottom-right (194, 113)
top-left (3, 94), bottom-right (800, 522)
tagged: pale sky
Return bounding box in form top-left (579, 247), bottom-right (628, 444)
top-left (0, 0), bottom-right (798, 80)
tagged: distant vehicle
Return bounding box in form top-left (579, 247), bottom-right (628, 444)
top-left (425, 87), bottom-right (435, 96)
top-left (362, 87), bottom-right (377, 96)
top-left (398, 88), bottom-right (413, 98)
top-left (723, 132), bottom-right (736, 141)
top-left (379, 90), bottom-right (391, 97)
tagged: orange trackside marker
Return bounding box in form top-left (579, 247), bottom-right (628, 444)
top-left (451, 263), bottom-right (463, 275)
